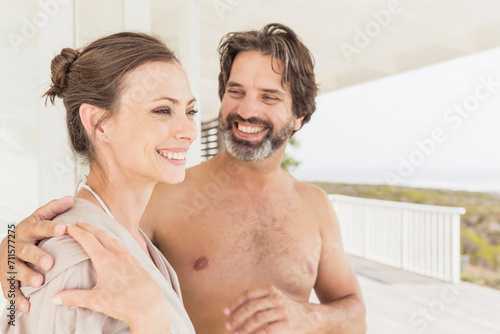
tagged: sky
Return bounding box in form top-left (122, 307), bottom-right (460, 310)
top-left (290, 47), bottom-right (500, 193)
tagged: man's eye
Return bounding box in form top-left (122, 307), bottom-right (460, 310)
top-left (263, 96), bottom-right (279, 101)
top-left (153, 108), bottom-right (172, 115)
top-left (228, 89), bottom-right (243, 95)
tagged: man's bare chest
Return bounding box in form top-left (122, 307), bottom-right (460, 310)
top-left (163, 199), bottom-right (322, 298)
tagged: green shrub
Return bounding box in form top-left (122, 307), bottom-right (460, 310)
top-left (462, 227), bottom-right (500, 269)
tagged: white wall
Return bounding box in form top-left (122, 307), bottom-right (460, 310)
top-left (0, 0), bottom-right (204, 222)
top-left (0, 0), bottom-right (203, 309)
top-left (0, 1), bottom-right (40, 224)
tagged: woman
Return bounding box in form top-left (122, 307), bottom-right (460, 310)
top-left (2, 32), bottom-right (197, 333)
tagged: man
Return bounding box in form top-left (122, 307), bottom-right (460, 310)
top-left (1, 23), bottom-right (366, 333)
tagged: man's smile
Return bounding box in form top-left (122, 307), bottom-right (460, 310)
top-left (237, 122), bottom-right (266, 134)
top-left (232, 121), bottom-right (269, 141)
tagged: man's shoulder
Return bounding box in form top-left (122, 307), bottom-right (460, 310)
top-left (145, 159), bottom-right (219, 227)
top-left (287, 178), bottom-right (336, 222)
top-left (290, 177), bottom-right (329, 202)
top-left (143, 159), bottom-right (218, 237)
top-left (152, 159), bottom-right (215, 201)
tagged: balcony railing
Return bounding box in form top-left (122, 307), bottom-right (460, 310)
top-left (330, 194), bottom-right (466, 283)
top-left (201, 118), bottom-right (223, 161)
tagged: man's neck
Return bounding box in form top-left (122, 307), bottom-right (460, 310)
top-left (216, 148), bottom-right (287, 190)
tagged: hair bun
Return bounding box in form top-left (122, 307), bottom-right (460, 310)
top-left (44, 48), bottom-right (80, 104)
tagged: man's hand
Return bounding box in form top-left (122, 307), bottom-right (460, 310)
top-left (51, 222), bottom-right (172, 334)
top-left (224, 285), bottom-right (318, 334)
top-left (0, 196), bottom-right (73, 312)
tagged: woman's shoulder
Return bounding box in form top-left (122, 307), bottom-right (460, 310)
top-left (52, 198), bottom-right (111, 226)
top-left (38, 198), bottom-right (113, 267)
top-left (19, 234), bottom-right (95, 305)
top-left (16, 254), bottom-right (127, 333)
top-left (24, 199), bottom-right (113, 291)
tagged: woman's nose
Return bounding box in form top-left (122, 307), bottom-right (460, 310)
top-left (174, 113), bottom-right (198, 143)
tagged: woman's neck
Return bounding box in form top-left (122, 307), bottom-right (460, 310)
top-left (76, 171), bottom-right (156, 240)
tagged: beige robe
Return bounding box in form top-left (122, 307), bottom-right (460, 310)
top-left (1, 198), bottom-right (195, 334)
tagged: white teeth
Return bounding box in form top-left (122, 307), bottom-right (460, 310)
top-left (238, 124), bottom-right (265, 134)
top-left (158, 151), bottom-right (186, 160)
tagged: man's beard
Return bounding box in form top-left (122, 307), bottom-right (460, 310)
top-left (219, 113), bottom-right (295, 162)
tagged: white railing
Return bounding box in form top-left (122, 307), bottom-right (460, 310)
top-left (330, 194), bottom-right (466, 283)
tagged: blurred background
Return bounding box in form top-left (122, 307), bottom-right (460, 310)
top-left (2, 0), bottom-right (500, 219)
top-left (1, 0), bottom-right (500, 333)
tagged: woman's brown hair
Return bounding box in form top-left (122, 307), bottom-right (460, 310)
top-left (44, 32), bottom-right (179, 168)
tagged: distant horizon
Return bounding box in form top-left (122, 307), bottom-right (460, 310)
top-left (292, 167), bottom-right (500, 194)
top-left (290, 47), bottom-right (500, 196)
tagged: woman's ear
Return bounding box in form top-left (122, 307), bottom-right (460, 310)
top-left (79, 103), bottom-right (105, 138)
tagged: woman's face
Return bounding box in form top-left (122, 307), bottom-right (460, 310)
top-left (102, 61), bottom-right (198, 185)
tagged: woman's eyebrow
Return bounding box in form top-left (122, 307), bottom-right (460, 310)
top-left (152, 97), bottom-right (197, 105)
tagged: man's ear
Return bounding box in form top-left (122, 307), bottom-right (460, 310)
top-left (294, 116), bottom-right (305, 131)
top-left (79, 103), bottom-right (104, 137)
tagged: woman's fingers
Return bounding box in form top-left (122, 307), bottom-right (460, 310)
top-left (60, 221), bottom-right (172, 332)
top-left (51, 289), bottom-right (112, 317)
top-left (66, 225), bottom-right (108, 261)
top-left (75, 222), bottom-right (123, 253)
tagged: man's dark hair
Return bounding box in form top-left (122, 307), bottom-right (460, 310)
top-left (218, 23), bottom-right (318, 132)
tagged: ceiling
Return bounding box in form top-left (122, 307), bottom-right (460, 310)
top-left (152, 0), bottom-right (500, 120)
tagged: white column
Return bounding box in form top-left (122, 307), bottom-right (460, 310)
top-left (123, 0), bottom-right (151, 32)
top-left (180, 0), bottom-right (202, 167)
top-left (153, 0), bottom-right (202, 167)
top-left (37, 0), bottom-right (76, 205)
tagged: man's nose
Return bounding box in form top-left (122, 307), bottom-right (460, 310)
top-left (237, 96), bottom-right (260, 120)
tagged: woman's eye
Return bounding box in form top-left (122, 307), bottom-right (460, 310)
top-left (153, 108), bottom-right (172, 115)
top-left (187, 109), bottom-right (199, 116)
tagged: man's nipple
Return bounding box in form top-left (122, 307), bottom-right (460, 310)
top-left (307, 260), bottom-right (316, 275)
top-left (193, 256), bottom-right (209, 270)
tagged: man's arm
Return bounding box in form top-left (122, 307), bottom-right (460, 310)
top-left (309, 188), bottom-right (366, 333)
top-left (0, 196), bottom-right (72, 312)
top-left (224, 188), bottom-right (366, 334)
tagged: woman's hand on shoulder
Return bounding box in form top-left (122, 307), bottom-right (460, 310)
top-left (51, 222), bottom-right (172, 334)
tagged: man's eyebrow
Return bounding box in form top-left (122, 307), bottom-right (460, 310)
top-left (227, 82), bottom-right (285, 96)
top-left (226, 81), bottom-right (243, 88)
top-left (260, 88), bottom-right (285, 97)
top-left (153, 97), bottom-right (197, 105)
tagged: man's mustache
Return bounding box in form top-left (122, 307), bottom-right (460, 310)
top-left (223, 114), bottom-right (274, 131)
